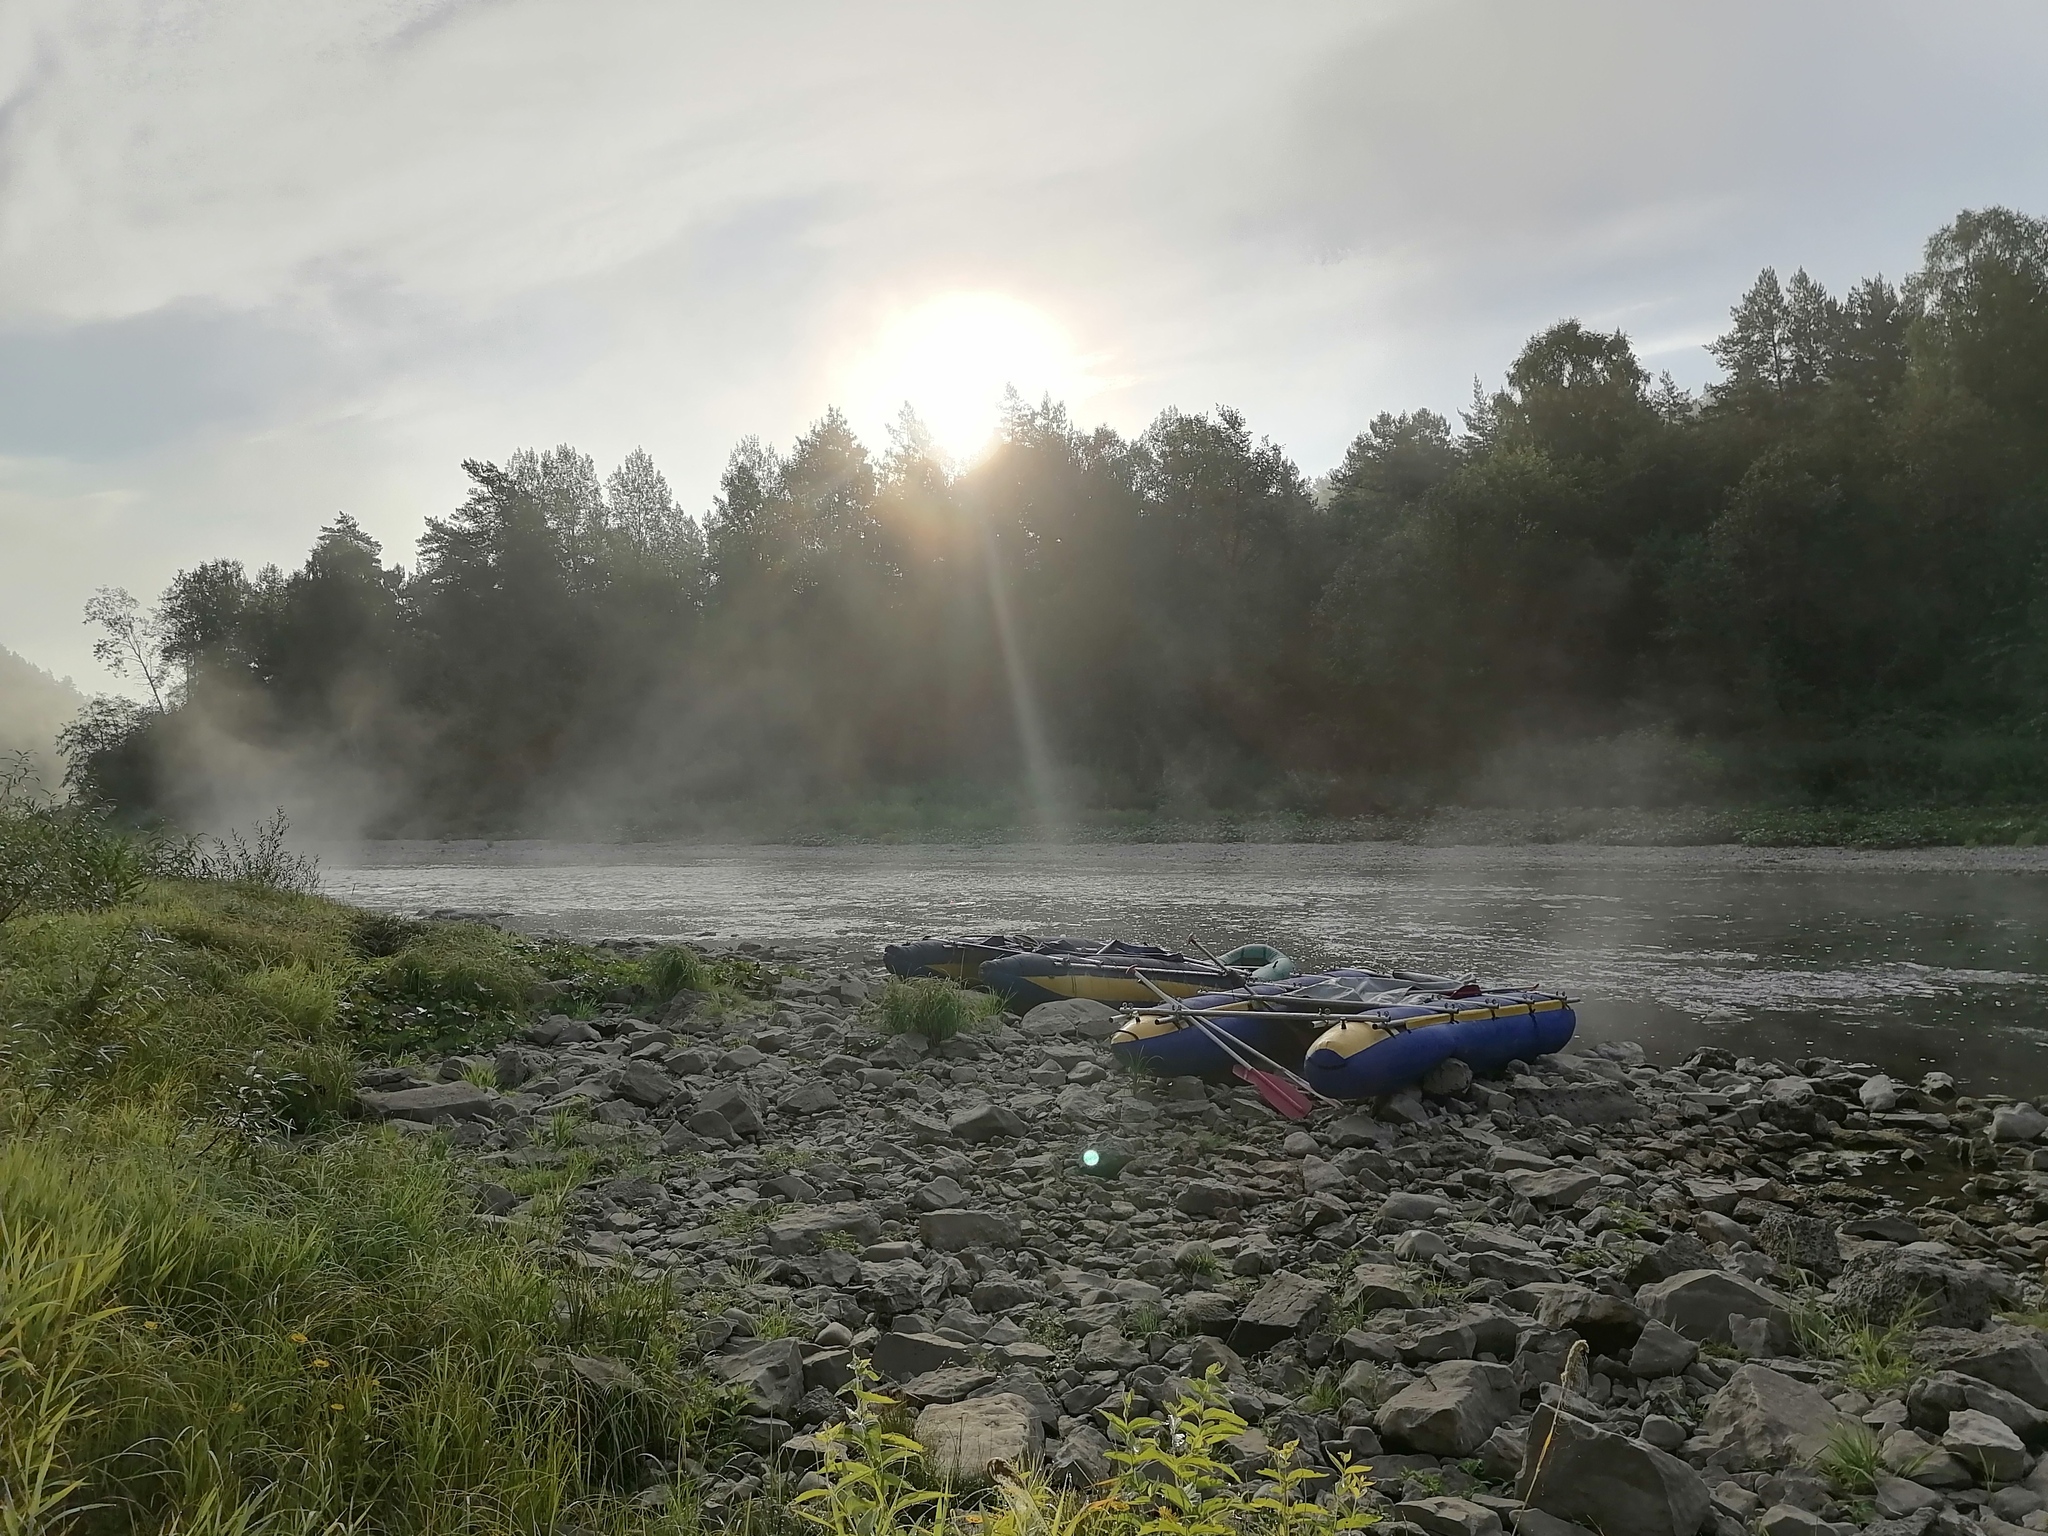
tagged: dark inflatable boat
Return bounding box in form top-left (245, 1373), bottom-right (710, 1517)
top-left (884, 935), bottom-right (1293, 1009)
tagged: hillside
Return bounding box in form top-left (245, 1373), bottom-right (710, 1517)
top-left (0, 643), bottom-right (84, 787)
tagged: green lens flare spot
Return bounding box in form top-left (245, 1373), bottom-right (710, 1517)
top-left (1081, 1148), bottom-right (1101, 1167)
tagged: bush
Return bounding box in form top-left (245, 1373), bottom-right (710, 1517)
top-left (643, 944), bottom-right (711, 1002)
top-left (0, 753), bottom-right (148, 924)
top-left (870, 976), bottom-right (1000, 1044)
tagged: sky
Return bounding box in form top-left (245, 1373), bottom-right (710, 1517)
top-left (2, 0), bottom-right (2046, 687)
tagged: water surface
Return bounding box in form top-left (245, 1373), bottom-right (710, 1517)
top-left (325, 842), bottom-right (2048, 1093)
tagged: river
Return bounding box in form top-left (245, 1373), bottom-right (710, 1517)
top-left (324, 841), bottom-right (2048, 1095)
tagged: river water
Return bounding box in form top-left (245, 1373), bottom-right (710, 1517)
top-left (324, 841), bottom-right (2048, 1095)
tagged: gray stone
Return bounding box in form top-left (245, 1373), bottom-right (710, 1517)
top-left (1392, 1495), bottom-right (1501, 1536)
top-left (1535, 1284), bottom-right (1648, 1356)
top-left (1755, 1209), bottom-right (1842, 1280)
top-left (1510, 1082), bottom-right (1646, 1126)
top-left (1347, 1264), bottom-right (1424, 1311)
top-left (1880, 1427), bottom-right (1973, 1488)
top-left (1049, 1421), bottom-right (1114, 1489)
top-left (910, 1176), bottom-right (968, 1212)
top-left (871, 1331), bottom-right (974, 1381)
top-left (1418, 1059), bottom-right (1475, 1098)
top-left (709, 1338), bottom-right (805, 1419)
top-left (779, 1080), bottom-right (842, 1115)
top-left (1943, 1408), bottom-right (2030, 1483)
top-left (1176, 1181), bottom-right (1247, 1216)
top-left (1839, 1249), bottom-right (2014, 1330)
top-left (915, 1394), bottom-right (1043, 1482)
top-left (1859, 1074), bottom-right (1902, 1111)
top-left (1504, 1166), bottom-right (1602, 1208)
top-left (355, 1081), bottom-right (494, 1123)
top-left (1377, 1360), bottom-right (1520, 1456)
top-left (919, 1208), bottom-right (1012, 1252)
top-left (1640, 1414), bottom-right (1687, 1451)
top-left (1516, 1404), bottom-right (1709, 1536)
top-left (1021, 997), bottom-right (1119, 1040)
top-left (765, 1203), bottom-right (883, 1256)
top-left (1908, 1371), bottom-right (2048, 1443)
top-left (614, 1060), bottom-right (675, 1108)
top-left (1697, 1364), bottom-right (1854, 1470)
top-left (1873, 1476), bottom-right (1943, 1517)
top-left (696, 1084), bottom-right (762, 1138)
top-left (1380, 1192), bottom-right (1453, 1224)
top-left (1625, 1234), bottom-right (1721, 1289)
top-left (1229, 1271), bottom-right (1332, 1353)
top-left (898, 1366), bottom-right (997, 1405)
top-left (685, 1109), bottom-right (736, 1142)
top-left (1994, 1104), bottom-right (2048, 1143)
top-left (1637, 1268), bottom-right (1793, 1353)
top-left (1628, 1320), bottom-right (1700, 1379)
top-left (1466, 1249), bottom-right (1564, 1287)
top-left (1178, 1291), bottom-right (1241, 1333)
top-left (1755, 1506), bottom-right (1829, 1536)
top-left (1076, 1328), bottom-right (1144, 1371)
top-left (1509, 1513), bottom-right (1597, 1536)
top-left (1916, 1327), bottom-right (2048, 1409)
top-left (949, 1103), bottom-right (1026, 1143)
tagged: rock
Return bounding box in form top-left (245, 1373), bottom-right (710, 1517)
top-left (1504, 1167), bottom-right (1602, 1208)
top-left (1637, 1269), bottom-right (1793, 1353)
top-left (709, 1339), bottom-right (805, 1419)
top-left (1993, 1104), bottom-right (2048, 1143)
top-left (1697, 1364), bottom-right (1854, 1469)
top-left (1178, 1291), bottom-right (1240, 1333)
top-left (1536, 1285), bottom-right (1648, 1356)
top-left (919, 1209), bottom-right (1012, 1252)
top-left (1049, 1421), bottom-right (1114, 1489)
top-left (614, 1060), bottom-right (675, 1108)
top-left (1510, 1082), bottom-right (1646, 1126)
top-left (1908, 1371), bottom-right (2048, 1443)
top-left (1466, 1249), bottom-right (1563, 1286)
top-left (780, 1081), bottom-right (842, 1116)
top-left (1755, 1505), bottom-right (1829, 1536)
top-left (1873, 1475), bottom-right (1944, 1517)
top-left (898, 1366), bottom-right (997, 1406)
top-left (355, 1082), bottom-right (494, 1123)
top-left (1880, 1427), bottom-right (1973, 1488)
top-left (1229, 1272), bottom-right (1332, 1353)
top-left (1418, 1059), bottom-right (1475, 1098)
top-left (1945, 1407), bottom-right (2031, 1483)
top-left (765, 1203), bottom-right (883, 1256)
top-left (1916, 1327), bottom-right (2048, 1409)
top-left (1393, 1495), bottom-right (1502, 1536)
top-left (1510, 1514), bottom-right (1597, 1536)
top-left (1640, 1414), bottom-right (1687, 1451)
top-left (1377, 1360), bottom-right (1520, 1456)
top-left (1021, 997), bottom-right (1119, 1039)
top-left (1176, 1182), bottom-right (1246, 1216)
top-left (1346, 1264), bottom-right (1423, 1312)
top-left (1838, 1249), bottom-right (2013, 1330)
top-left (870, 1331), bottom-right (974, 1381)
top-left (1843, 1213), bottom-right (1925, 1243)
top-left (914, 1394), bottom-right (1043, 1482)
top-left (686, 1109), bottom-right (736, 1142)
top-left (949, 1103), bottom-right (1026, 1143)
top-left (1625, 1234), bottom-right (1722, 1289)
top-left (970, 1276), bottom-right (1040, 1313)
top-left (1628, 1320), bottom-right (1700, 1380)
top-left (696, 1084), bottom-right (762, 1139)
top-left (1516, 1404), bottom-right (1709, 1536)
top-left (909, 1175), bottom-right (967, 1213)
top-left (1755, 1209), bottom-right (1841, 1280)
top-left (1380, 1192), bottom-right (1453, 1224)
top-left (1075, 1329), bottom-right (1144, 1371)
top-left (1859, 1074), bottom-right (1902, 1112)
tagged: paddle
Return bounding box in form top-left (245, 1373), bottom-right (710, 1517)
top-left (1134, 970), bottom-right (1314, 1120)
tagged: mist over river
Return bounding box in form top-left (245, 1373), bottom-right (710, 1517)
top-left (326, 841), bottom-right (2048, 1095)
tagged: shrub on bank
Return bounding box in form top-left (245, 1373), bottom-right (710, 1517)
top-left (870, 975), bottom-right (1001, 1044)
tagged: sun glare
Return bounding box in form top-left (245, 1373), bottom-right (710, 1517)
top-left (850, 293), bottom-right (1083, 462)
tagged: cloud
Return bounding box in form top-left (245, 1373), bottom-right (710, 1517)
top-left (0, 0), bottom-right (2045, 685)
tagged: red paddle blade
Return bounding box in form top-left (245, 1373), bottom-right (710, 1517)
top-left (1232, 1062), bottom-right (1313, 1120)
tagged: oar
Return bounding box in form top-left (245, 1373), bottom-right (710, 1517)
top-left (1135, 971), bottom-right (1314, 1120)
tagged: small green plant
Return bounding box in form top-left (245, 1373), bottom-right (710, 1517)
top-left (1814, 1421), bottom-right (1891, 1493)
top-left (1174, 1243), bottom-right (1223, 1279)
top-left (458, 1059), bottom-right (499, 1089)
top-left (1300, 1369), bottom-right (1344, 1414)
top-left (754, 1306), bottom-right (804, 1340)
top-left (542, 1106), bottom-right (589, 1149)
top-left (1126, 1300), bottom-right (1170, 1338)
top-left (716, 1206), bottom-right (771, 1239)
top-left (1790, 1293), bottom-right (1925, 1391)
top-left (871, 976), bottom-right (999, 1045)
top-left (818, 1229), bottom-right (864, 1254)
top-left (644, 945), bottom-right (711, 1001)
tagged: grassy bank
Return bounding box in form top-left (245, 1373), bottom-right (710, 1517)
top-left (0, 868), bottom-right (758, 1535)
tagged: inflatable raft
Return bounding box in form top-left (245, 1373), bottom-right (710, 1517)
top-left (1300, 991), bottom-right (1575, 1099)
top-left (885, 935), bottom-right (1293, 1009)
top-left (1109, 969), bottom-right (1466, 1077)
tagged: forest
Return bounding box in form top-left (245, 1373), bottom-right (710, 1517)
top-left (61, 206), bottom-right (2048, 837)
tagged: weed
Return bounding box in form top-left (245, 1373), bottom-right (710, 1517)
top-left (1126, 1300), bottom-right (1170, 1338)
top-left (644, 945), bottom-right (711, 1001)
top-left (1814, 1421), bottom-right (1892, 1493)
top-left (0, 753), bottom-right (148, 924)
top-left (1790, 1292), bottom-right (1924, 1392)
top-left (870, 977), bottom-right (999, 1045)
top-left (754, 1307), bottom-right (804, 1340)
top-left (459, 1059), bottom-right (499, 1089)
top-left (543, 1106), bottom-right (591, 1149)
top-left (717, 1206), bottom-right (772, 1239)
top-left (759, 1143), bottom-right (815, 1173)
top-left (153, 809), bottom-right (321, 894)
top-left (1299, 1369), bottom-right (1344, 1414)
top-left (1173, 1243), bottom-right (1223, 1279)
top-left (818, 1229), bottom-right (864, 1254)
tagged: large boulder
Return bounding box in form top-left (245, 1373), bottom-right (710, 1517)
top-left (1625, 1234), bottom-right (1721, 1289)
top-left (765, 1203), bottom-right (883, 1256)
top-left (1636, 1269), bottom-right (1793, 1353)
top-left (1020, 998), bottom-right (1119, 1040)
top-left (871, 1331), bottom-right (974, 1381)
top-left (696, 1083), bottom-right (762, 1139)
top-left (1517, 1405), bottom-right (1709, 1536)
top-left (1377, 1360), bottom-right (1520, 1456)
top-left (1503, 1167), bottom-right (1602, 1209)
top-left (1916, 1326), bottom-right (2048, 1409)
top-left (1536, 1285), bottom-right (1648, 1356)
top-left (1837, 1249), bottom-right (2014, 1330)
top-left (1943, 1408), bottom-right (2031, 1484)
top-left (1393, 1496), bottom-right (1503, 1536)
top-left (1346, 1263), bottom-right (1423, 1312)
top-left (614, 1060), bottom-right (675, 1108)
top-left (1754, 1209), bottom-right (1841, 1280)
top-left (1228, 1272), bottom-right (1332, 1353)
top-left (1907, 1371), bottom-right (2048, 1443)
top-left (919, 1208), bottom-right (1013, 1252)
top-left (949, 1103), bottom-right (1026, 1143)
top-left (1510, 1082), bottom-right (1646, 1126)
top-left (1697, 1364), bottom-right (1854, 1470)
top-left (708, 1338), bottom-right (805, 1419)
top-left (915, 1394), bottom-right (1044, 1481)
top-left (355, 1081), bottom-right (495, 1123)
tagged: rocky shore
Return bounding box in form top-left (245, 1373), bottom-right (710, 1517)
top-left (355, 941), bottom-right (2048, 1536)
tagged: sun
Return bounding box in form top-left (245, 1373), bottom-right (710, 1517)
top-left (849, 293), bottom-right (1083, 462)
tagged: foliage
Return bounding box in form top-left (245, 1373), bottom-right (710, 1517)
top-left (1813, 1421), bottom-right (1893, 1494)
top-left (871, 976), bottom-right (1001, 1044)
top-left (0, 753), bottom-right (148, 924)
top-left (151, 809), bottom-right (321, 894)
top-left (644, 944), bottom-right (712, 1001)
top-left (1788, 1292), bottom-right (1923, 1392)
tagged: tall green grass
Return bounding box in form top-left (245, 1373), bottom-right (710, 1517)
top-left (870, 977), bottom-right (1002, 1044)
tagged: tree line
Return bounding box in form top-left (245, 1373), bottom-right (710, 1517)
top-left (66, 207), bottom-right (2048, 832)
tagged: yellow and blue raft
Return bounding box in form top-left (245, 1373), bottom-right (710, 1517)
top-left (885, 936), bottom-right (1293, 1010)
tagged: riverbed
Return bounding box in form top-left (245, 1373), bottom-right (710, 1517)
top-left (324, 841), bottom-right (2048, 1094)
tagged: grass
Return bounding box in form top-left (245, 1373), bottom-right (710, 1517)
top-left (1789, 1293), bottom-right (1924, 1392)
top-left (1814, 1422), bottom-right (1893, 1494)
top-left (869, 976), bottom-right (1001, 1045)
top-left (0, 785), bottom-right (779, 1534)
top-left (1173, 1244), bottom-right (1223, 1280)
top-left (644, 945), bottom-right (712, 1002)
